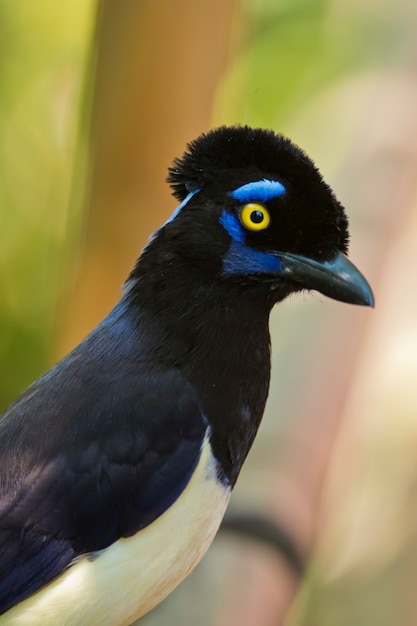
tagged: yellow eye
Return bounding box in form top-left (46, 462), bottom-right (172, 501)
top-left (239, 203), bottom-right (271, 231)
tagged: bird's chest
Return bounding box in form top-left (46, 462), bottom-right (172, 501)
top-left (186, 322), bottom-right (271, 486)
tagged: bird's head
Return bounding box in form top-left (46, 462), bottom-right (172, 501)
top-left (137, 126), bottom-right (373, 308)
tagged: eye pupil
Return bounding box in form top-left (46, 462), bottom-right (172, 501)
top-left (251, 210), bottom-right (264, 224)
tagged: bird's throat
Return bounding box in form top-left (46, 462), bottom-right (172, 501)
top-left (126, 257), bottom-right (272, 486)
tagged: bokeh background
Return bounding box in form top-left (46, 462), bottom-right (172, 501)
top-left (1, 1), bottom-right (416, 624)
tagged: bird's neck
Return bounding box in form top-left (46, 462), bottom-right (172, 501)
top-left (124, 248), bottom-right (273, 486)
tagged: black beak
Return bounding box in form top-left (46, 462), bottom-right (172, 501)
top-left (278, 250), bottom-right (374, 307)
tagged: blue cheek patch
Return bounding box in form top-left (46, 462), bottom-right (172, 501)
top-left (219, 209), bottom-right (282, 276)
top-left (230, 179), bottom-right (286, 203)
top-left (220, 180), bottom-right (285, 277)
top-left (222, 239), bottom-right (282, 276)
top-left (219, 211), bottom-right (246, 243)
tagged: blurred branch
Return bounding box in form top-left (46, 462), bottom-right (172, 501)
top-left (221, 511), bottom-right (306, 577)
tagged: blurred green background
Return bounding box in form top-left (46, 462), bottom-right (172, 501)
top-left (1, 1), bottom-right (417, 624)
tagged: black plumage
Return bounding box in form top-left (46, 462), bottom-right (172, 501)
top-left (167, 125), bottom-right (349, 260)
top-left (0, 125), bottom-right (373, 622)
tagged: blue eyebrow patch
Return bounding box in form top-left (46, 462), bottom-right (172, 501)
top-left (230, 179), bottom-right (286, 203)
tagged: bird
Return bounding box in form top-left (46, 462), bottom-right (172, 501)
top-left (0, 125), bottom-right (374, 626)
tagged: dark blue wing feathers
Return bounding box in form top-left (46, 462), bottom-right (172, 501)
top-left (0, 531), bottom-right (75, 614)
top-left (0, 304), bottom-right (207, 614)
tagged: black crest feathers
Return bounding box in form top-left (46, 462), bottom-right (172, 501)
top-left (166, 125), bottom-right (312, 201)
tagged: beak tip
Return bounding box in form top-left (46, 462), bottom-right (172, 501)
top-left (355, 275), bottom-right (375, 308)
top-left (354, 283), bottom-right (375, 308)
top-left (362, 295), bottom-right (375, 308)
